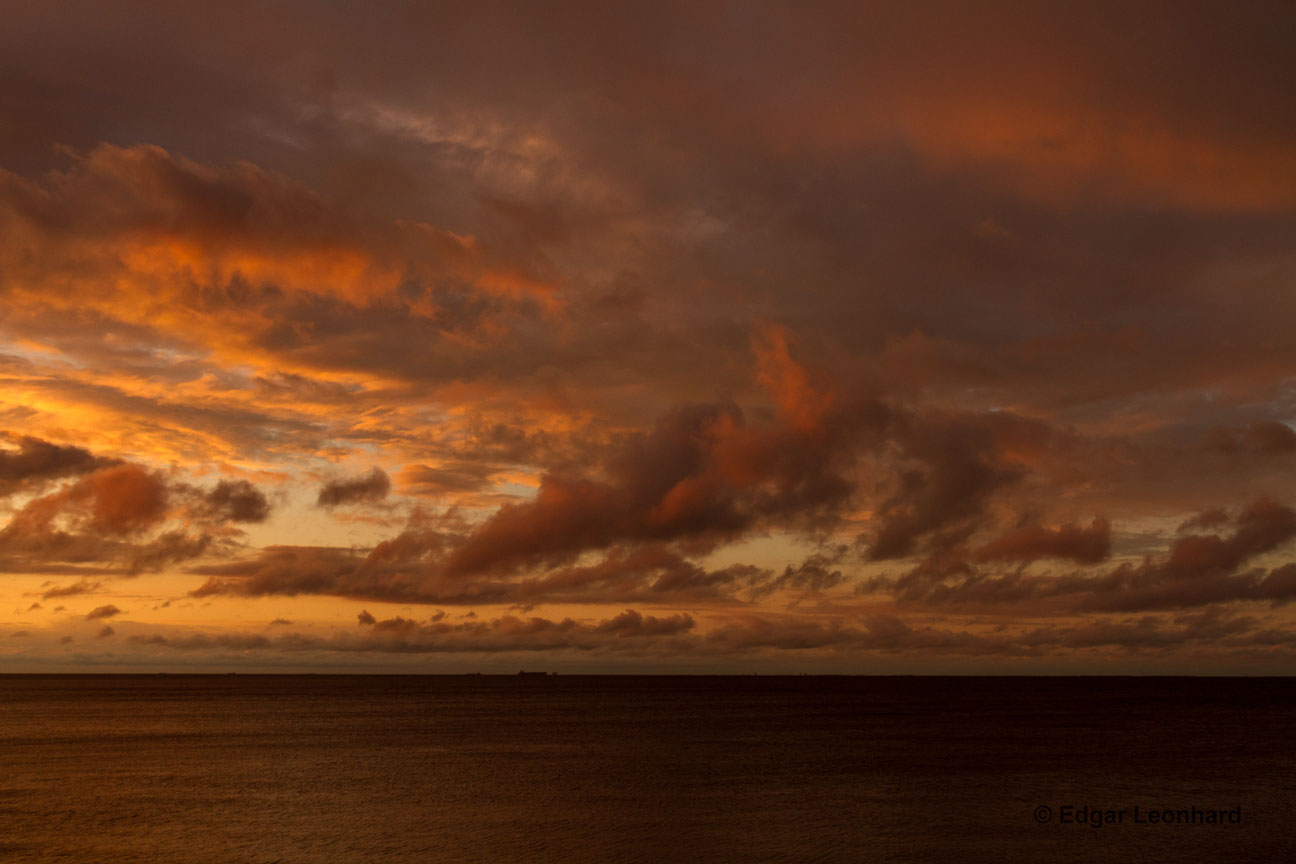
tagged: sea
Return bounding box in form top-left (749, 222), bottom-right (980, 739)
top-left (1, 675), bottom-right (1292, 863)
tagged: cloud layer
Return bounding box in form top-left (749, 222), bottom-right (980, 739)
top-left (1, 2), bottom-right (1295, 670)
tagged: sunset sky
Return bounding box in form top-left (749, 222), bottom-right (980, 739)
top-left (3, 1), bottom-right (1295, 672)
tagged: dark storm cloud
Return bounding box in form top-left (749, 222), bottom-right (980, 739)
top-left (594, 609), bottom-right (695, 638)
top-left (190, 546), bottom-right (369, 600)
top-left (1070, 498), bottom-right (1296, 612)
top-left (0, 458), bottom-right (272, 575)
top-left (872, 497), bottom-right (1296, 614)
top-left (439, 362), bottom-right (894, 577)
top-left (506, 546), bottom-right (771, 608)
top-left (189, 343), bottom-right (906, 605)
top-left (335, 607), bottom-right (687, 652)
top-left (118, 604), bottom-right (1296, 660)
top-left (865, 411), bottom-right (1051, 561)
top-left (201, 480), bottom-right (271, 523)
top-left (0, 434), bottom-right (118, 496)
top-left (748, 552), bottom-right (847, 601)
top-left (40, 580), bottom-right (104, 600)
top-left (187, 370), bottom-right (1089, 610)
top-left (974, 518), bottom-right (1111, 565)
top-left (188, 539), bottom-right (772, 609)
top-left (135, 609), bottom-right (697, 654)
top-left (397, 462), bottom-right (500, 496)
top-left (34, 464), bottom-right (167, 536)
top-left (0, 465), bottom-right (170, 573)
top-left (691, 611), bottom-right (1293, 657)
top-left (317, 468), bottom-right (392, 507)
top-left (1178, 508), bottom-right (1232, 534)
top-left (126, 530), bottom-right (215, 572)
top-left (130, 632), bottom-right (272, 651)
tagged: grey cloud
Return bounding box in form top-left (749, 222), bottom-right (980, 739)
top-left (317, 468), bottom-right (391, 507)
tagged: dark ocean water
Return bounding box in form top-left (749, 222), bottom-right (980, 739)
top-left (1, 675), bottom-right (1293, 863)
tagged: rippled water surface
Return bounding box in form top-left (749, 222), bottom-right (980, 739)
top-left (1, 675), bottom-right (1293, 863)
